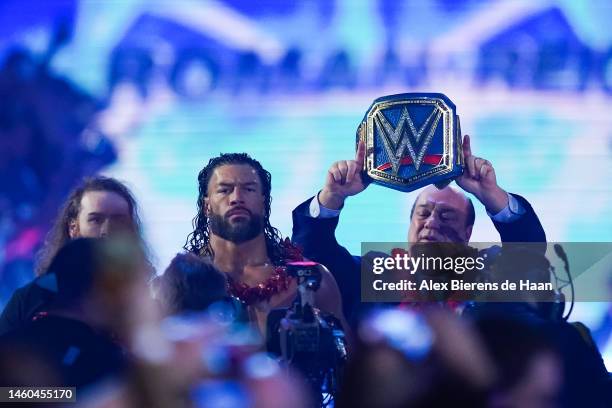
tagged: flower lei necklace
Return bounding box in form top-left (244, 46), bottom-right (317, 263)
top-left (226, 239), bottom-right (303, 305)
top-left (227, 265), bottom-right (292, 305)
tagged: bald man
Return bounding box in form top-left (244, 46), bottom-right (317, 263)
top-left (292, 135), bottom-right (545, 321)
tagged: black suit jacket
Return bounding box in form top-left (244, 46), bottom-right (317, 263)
top-left (291, 193), bottom-right (546, 323)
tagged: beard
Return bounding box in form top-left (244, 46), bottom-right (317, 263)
top-left (208, 210), bottom-right (263, 244)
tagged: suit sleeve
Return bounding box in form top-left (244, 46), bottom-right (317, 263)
top-left (493, 194), bottom-right (546, 246)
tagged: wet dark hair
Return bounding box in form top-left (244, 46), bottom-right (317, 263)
top-left (47, 238), bottom-right (102, 308)
top-left (156, 253), bottom-right (228, 314)
top-left (46, 236), bottom-right (149, 312)
top-left (184, 153), bottom-right (295, 265)
top-left (35, 176), bottom-right (153, 276)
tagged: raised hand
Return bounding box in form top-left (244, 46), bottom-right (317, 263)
top-left (319, 140), bottom-right (369, 209)
top-left (455, 135), bottom-right (508, 213)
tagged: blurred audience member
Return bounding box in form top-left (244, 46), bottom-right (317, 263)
top-left (155, 253), bottom-right (233, 316)
top-left (470, 311), bottom-right (609, 407)
top-left (476, 317), bottom-right (562, 408)
top-left (0, 238), bottom-right (128, 388)
top-left (0, 176), bottom-right (153, 334)
top-left (465, 248), bottom-right (610, 407)
top-left (338, 308), bottom-right (495, 408)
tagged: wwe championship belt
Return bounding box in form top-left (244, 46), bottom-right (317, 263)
top-left (357, 93), bottom-right (464, 193)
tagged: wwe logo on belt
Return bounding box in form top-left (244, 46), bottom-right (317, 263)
top-left (374, 105), bottom-right (442, 175)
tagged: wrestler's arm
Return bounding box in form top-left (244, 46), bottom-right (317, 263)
top-left (314, 264), bottom-right (353, 342)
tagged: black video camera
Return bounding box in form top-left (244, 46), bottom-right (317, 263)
top-left (266, 262), bottom-right (347, 406)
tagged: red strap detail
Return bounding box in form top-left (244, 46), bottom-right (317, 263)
top-left (376, 154), bottom-right (443, 171)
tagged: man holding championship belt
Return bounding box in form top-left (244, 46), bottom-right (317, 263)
top-left (291, 93), bottom-right (546, 322)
